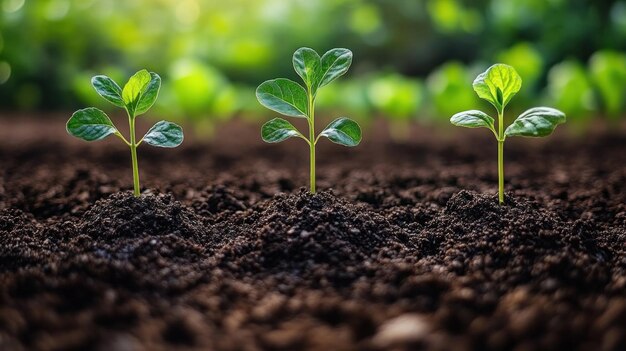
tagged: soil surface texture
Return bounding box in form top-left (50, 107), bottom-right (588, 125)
top-left (0, 116), bottom-right (625, 351)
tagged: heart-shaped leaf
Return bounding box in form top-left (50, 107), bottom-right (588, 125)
top-left (122, 69), bottom-right (152, 111)
top-left (293, 47), bottom-right (321, 92)
top-left (66, 107), bottom-right (118, 141)
top-left (450, 110), bottom-right (495, 131)
top-left (142, 121), bottom-right (184, 147)
top-left (473, 64), bottom-right (522, 113)
top-left (505, 107), bottom-right (566, 137)
top-left (256, 78), bottom-right (309, 118)
top-left (261, 118), bottom-right (305, 143)
top-left (318, 49), bottom-right (352, 89)
top-left (319, 117), bottom-right (361, 147)
top-left (135, 72), bottom-right (161, 116)
top-left (91, 75), bottom-right (125, 107)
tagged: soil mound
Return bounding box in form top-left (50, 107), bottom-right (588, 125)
top-left (57, 192), bottom-right (213, 293)
top-left (217, 189), bottom-right (406, 286)
top-left (0, 209), bottom-right (44, 272)
top-left (421, 190), bottom-right (613, 294)
top-left (189, 184), bottom-right (249, 222)
top-left (78, 192), bottom-right (206, 241)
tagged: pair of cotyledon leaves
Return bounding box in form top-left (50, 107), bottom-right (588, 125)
top-left (256, 48), bottom-right (362, 147)
top-left (66, 69), bottom-right (183, 147)
top-left (451, 64), bottom-right (566, 138)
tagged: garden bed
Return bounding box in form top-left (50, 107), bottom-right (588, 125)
top-left (0, 116), bottom-right (625, 350)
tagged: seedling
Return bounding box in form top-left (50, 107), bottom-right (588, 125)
top-left (256, 47), bottom-right (362, 193)
top-left (451, 64), bottom-right (566, 204)
top-left (67, 69), bottom-right (183, 197)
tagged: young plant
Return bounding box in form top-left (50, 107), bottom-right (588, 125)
top-left (256, 47), bottom-right (362, 193)
top-left (450, 64), bottom-right (566, 204)
top-left (67, 69), bottom-right (183, 197)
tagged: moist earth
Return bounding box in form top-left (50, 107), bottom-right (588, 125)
top-left (0, 117), bottom-right (625, 351)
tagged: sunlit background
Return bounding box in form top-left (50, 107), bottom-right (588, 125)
top-left (1, 0), bottom-right (626, 136)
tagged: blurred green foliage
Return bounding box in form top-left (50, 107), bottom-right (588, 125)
top-left (546, 60), bottom-right (595, 123)
top-left (1, 0), bottom-right (626, 134)
top-left (427, 62), bottom-right (477, 119)
top-left (589, 51), bottom-right (626, 119)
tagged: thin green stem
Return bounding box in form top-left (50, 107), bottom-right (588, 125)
top-left (497, 110), bottom-right (504, 204)
top-left (308, 91), bottom-right (316, 194)
top-left (128, 112), bottom-right (141, 197)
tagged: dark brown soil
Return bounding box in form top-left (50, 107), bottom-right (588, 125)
top-left (0, 116), bottom-right (625, 351)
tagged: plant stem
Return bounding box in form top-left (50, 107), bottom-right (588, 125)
top-left (497, 111), bottom-right (504, 204)
top-left (308, 93), bottom-right (316, 194)
top-left (128, 113), bottom-right (141, 197)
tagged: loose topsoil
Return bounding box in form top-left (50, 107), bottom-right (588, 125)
top-left (0, 115), bottom-right (624, 351)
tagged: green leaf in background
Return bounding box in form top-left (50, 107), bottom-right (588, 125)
top-left (256, 78), bottom-right (309, 118)
top-left (319, 117), bottom-right (362, 146)
top-left (505, 107), bottom-right (566, 137)
top-left (134, 72), bottom-right (161, 116)
top-left (91, 75), bottom-right (125, 107)
top-left (589, 51), bottom-right (626, 118)
top-left (547, 60), bottom-right (594, 119)
top-left (318, 49), bottom-right (353, 89)
top-left (261, 118), bottom-right (305, 143)
top-left (122, 69), bottom-right (152, 109)
top-left (427, 62), bottom-right (476, 117)
top-left (293, 47), bottom-right (321, 92)
top-left (141, 120), bottom-right (184, 147)
top-left (473, 64), bottom-right (522, 113)
top-left (66, 107), bottom-right (118, 141)
top-left (368, 73), bottom-right (423, 120)
top-left (450, 110), bottom-right (495, 131)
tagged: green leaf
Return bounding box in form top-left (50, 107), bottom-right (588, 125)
top-left (505, 107), bottom-right (566, 137)
top-left (135, 72), bottom-right (161, 116)
top-left (473, 64), bottom-right (522, 113)
top-left (450, 110), bottom-right (495, 130)
top-left (261, 118), bottom-right (305, 143)
top-left (122, 69), bottom-right (152, 109)
top-left (91, 75), bottom-right (124, 107)
top-left (318, 48), bottom-right (352, 89)
top-left (293, 47), bottom-right (321, 92)
top-left (256, 78), bottom-right (309, 118)
top-left (319, 117), bottom-right (362, 147)
top-left (142, 121), bottom-right (184, 147)
top-left (66, 108), bottom-right (118, 141)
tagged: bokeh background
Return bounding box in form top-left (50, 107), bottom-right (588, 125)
top-left (1, 0), bottom-right (626, 137)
